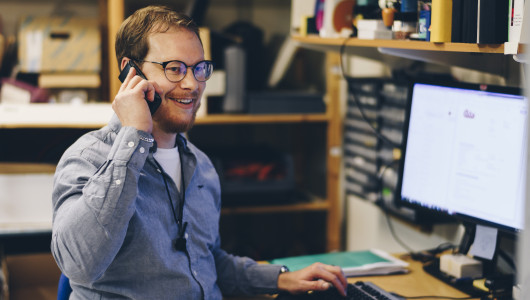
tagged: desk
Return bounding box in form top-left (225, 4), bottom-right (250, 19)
top-left (224, 254), bottom-right (477, 300)
top-left (352, 254), bottom-right (475, 299)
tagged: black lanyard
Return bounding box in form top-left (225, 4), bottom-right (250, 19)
top-left (153, 137), bottom-right (188, 252)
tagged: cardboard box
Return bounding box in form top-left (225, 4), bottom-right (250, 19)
top-left (5, 253), bottom-right (60, 300)
top-left (18, 16), bottom-right (100, 73)
top-left (0, 34), bottom-right (5, 71)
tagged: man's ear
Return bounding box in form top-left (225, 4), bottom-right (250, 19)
top-left (120, 58), bottom-right (131, 71)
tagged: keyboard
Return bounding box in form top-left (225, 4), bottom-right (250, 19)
top-left (275, 281), bottom-right (404, 300)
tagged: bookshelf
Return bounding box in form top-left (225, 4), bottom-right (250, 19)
top-left (0, 0), bottom-right (343, 257)
top-left (291, 13), bottom-right (525, 256)
top-left (291, 34), bottom-right (519, 79)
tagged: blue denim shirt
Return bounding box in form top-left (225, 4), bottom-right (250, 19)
top-left (52, 115), bottom-right (282, 299)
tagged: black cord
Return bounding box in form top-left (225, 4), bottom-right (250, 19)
top-left (398, 295), bottom-right (476, 300)
top-left (497, 247), bottom-right (516, 272)
top-left (153, 159), bottom-right (181, 226)
top-left (152, 157), bottom-right (188, 251)
top-left (339, 37), bottom-right (400, 148)
top-left (377, 160), bottom-right (458, 260)
top-left (376, 160), bottom-right (415, 254)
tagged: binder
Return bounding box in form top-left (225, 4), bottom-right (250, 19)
top-left (430, 0), bottom-right (453, 42)
top-left (451, 0), bottom-right (464, 42)
top-left (477, 0), bottom-right (509, 44)
top-left (462, 0), bottom-right (478, 43)
top-left (269, 249), bottom-right (409, 277)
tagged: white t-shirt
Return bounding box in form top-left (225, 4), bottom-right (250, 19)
top-left (153, 147), bottom-right (181, 192)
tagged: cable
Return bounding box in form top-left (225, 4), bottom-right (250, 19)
top-left (398, 295), bottom-right (476, 300)
top-left (376, 160), bottom-right (415, 254)
top-left (497, 248), bottom-right (516, 272)
top-left (339, 37), bottom-right (401, 148)
top-left (377, 160), bottom-right (458, 259)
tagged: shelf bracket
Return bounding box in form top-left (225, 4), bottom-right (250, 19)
top-left (377, 48), bottom-right (509, 76)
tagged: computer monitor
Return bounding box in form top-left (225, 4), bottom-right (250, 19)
top-left (396, 80), bottom-right (527, 235)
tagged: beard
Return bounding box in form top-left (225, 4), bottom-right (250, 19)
top-left (154, 99), bottom-right (201, 133)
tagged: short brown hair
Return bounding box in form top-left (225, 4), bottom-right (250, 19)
top-left (115, 5), bottom-right (201, 69)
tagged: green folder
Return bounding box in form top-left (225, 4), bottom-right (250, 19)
top-left (269, 249), bottom-right (409, 277)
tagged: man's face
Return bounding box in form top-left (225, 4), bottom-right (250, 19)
top-left (142, 27), bottom-right (205, 133)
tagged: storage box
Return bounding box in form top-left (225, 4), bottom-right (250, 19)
top-left (18, 16), bottom-right (100, 73)
top-left (209, 147), bottom-right (296, 205)
top-left (5, 253), bottom-right (60, 300)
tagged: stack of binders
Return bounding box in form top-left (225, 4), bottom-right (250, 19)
top-left (343, 78), bottom-right (408, 203)
top-left (451, 0), bottom-right (509, 44)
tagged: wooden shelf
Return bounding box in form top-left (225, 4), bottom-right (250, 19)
top-left (0, 163), bottom-right (56, 174)
top-left (0, 103), bottom-right (329, 128)
top-left (221, 199), bottom-right (329, 215)
top-left (292, 34), bottom-right (506, 54)
top-left (0, 103), bottom-right (113, 129)
top-left (195, 113), bottom-right (329, 125)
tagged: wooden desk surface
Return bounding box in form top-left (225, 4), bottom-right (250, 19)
top-left (352, 254), bottom-right (476, 299)
top-left (225, 254), bottom-right (478, 300)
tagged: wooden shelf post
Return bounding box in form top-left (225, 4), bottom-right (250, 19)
top-left (326, 52), bottom-right (344, 252)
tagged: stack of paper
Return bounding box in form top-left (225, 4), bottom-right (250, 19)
top-left (356, 20), bottom-right (393, 40)
top-left (269, 249), bottom-right (409, 277)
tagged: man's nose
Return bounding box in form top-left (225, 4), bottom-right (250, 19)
top-left (179, 68), bottom-right (199, 90)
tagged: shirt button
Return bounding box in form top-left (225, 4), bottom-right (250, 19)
top-left (139, 147), bottom-right (145, 154)
top-left (184, 233), bottom-right (189, 239)
top-left (193, 270), bottom-right (198, 276)
top-left (128, 141), bottom-right (135, 148)
top-left (115, 179), bottom-right (121, 185)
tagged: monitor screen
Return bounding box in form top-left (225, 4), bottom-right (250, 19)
top-left (396, 81), bottom-right (527, 233)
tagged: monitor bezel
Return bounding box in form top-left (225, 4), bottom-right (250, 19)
top-left (394, 79), bottom-right (526, 234)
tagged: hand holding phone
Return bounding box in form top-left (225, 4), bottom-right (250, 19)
top-left (118, 60), bottom-right (162, 115)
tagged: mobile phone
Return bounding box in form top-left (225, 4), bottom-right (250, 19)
top-left (118, 60), bottom-right (162, 115)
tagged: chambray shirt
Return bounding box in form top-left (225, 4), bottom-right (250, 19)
top-left (52, 115), bottom-right (282, 299)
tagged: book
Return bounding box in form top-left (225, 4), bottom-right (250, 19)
top-left (269, 249), bottom-right (409, 277)
top-left (508, 0), bottom-right (525, 43)
top-left (357, 29), bottom-right (393, 40)
top-left (505, 0), bottom-right (525, 53)
top-left (430, 0), bottom-right (453, 42)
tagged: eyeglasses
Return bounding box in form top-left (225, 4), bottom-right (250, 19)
top-left (135, 59), bottom-right (214, 82)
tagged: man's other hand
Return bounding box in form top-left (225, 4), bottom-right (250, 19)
top-left (277, 262), bottom-right (348, 297)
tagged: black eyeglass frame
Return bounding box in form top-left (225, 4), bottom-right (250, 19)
top-left (134, 59), bottom-right (214, 83)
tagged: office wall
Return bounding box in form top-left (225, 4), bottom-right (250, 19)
top-left (346, 195), bottom-right (464, 252)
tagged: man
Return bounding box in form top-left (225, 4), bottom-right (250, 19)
top-left (52, 5), bottom-right (347, 299)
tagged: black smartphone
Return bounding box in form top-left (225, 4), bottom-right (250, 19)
top-left (118, 60), bottom-right (162, 115)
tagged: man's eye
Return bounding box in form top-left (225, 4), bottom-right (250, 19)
top-left (167, 67), bottom-right (182, 73)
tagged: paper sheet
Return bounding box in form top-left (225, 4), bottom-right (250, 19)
top-left (469, 225), bottom-right (498, 260)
